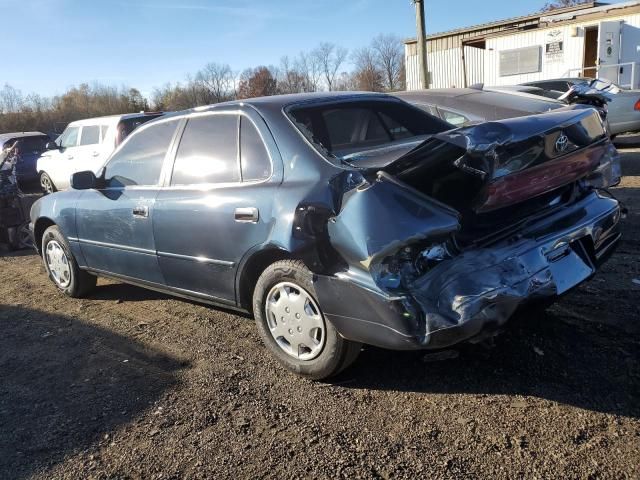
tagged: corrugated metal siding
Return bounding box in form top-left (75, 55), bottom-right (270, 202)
top-left (405, 44), bottom-right (485, 90)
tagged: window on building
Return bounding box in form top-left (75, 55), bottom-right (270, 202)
top-left (499, 46), bottom-right (541, 77)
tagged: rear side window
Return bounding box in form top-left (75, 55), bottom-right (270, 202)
top-left (80, 125), bottom-right (100, 146)
top-left (105, 119), bottom-right (178, 187)
top-left (59, 127), bottom-right (79, 148)
top-left (240, 117), bottom-right (271, 181)
top-left (16, 136), bottom-right (49, 154)
top-left (171, 114), bottom-right (239, 186)
top-left (439, 108), bottom-right (469, 127)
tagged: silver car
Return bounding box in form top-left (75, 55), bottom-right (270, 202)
top-left (519, 78), bottom-right (640, 136)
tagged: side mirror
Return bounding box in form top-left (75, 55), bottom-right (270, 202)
top-left (71, 170), bottom-right (100, 190)
top-left (46, 141), bottom-right (59, 151)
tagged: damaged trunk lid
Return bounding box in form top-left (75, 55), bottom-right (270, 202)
top-left (380, 108), bottom-right (611, 215)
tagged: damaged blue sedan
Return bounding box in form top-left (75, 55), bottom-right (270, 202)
top-left (30, 92), bottom-right (622, 379)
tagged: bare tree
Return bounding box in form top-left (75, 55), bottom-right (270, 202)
top-left (352, 47), bottom-right (384, 92)
top-left (313, 42), bottom-right (349, 91)
top-left (541, 0), bottom-right (589, 11)
top-left (196, 62), bottom-right (234, 103)
top-left (295, 51), bottom-right (322, 92)
top-left (0, 84), bottom-right (24, 114)
top-left (372, 34), bottom-right (404, 91)
top-left (278, 56), bottom-right (308, 94)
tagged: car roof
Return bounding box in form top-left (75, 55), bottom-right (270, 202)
top-left (0, 131), bottom-right (48, 143)
top-left (67, 112), bottom-right (163, 127)
top-left (161, 91), bottom-right (398, 119)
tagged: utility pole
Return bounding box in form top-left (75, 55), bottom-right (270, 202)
top-left (414, 0), bottom-right (429, 89)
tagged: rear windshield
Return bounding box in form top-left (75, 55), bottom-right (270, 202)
top-left (115, 114), bottom-right (163, 146)
top-left (10, 136), bottom-right (49, 154)
top-left (287, 100), bottom-right (450, 161)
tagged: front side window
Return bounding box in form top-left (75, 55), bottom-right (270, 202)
top-left (104, 119), bottom-right (178, 188)
top-left (80, 125), bottom-right (100, 146)
top-left (240, 116), bottom-right (271, 181)
top-left (171, 114), bottom-right (239, 186)
top-left (59, 127), bottom-right (79, 148)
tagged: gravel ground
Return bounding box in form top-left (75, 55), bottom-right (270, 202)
top-left (1, 151), bottom-right (639, 479)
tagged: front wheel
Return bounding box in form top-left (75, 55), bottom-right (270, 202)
top-left (253, 259), bottom-right (361, 380)
top-left (42, 225), bottom-right (96, 297)
top-left (40, 172), bottom-right (56, 194)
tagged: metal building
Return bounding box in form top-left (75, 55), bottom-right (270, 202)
top-left (405, 1), bottom-right (640, 90)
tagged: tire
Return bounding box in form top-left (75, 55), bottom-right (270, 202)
top-left (7, 223), bottom-right (33, 251)
top-left (40, 172), bottom-right (56, 194)
top-left (253, 259), bottom-right (361, 380)
top-left (41, 225), bottom-right (96, 297)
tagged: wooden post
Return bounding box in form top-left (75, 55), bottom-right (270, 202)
top-left (415, 0), bottom-right (429, 89)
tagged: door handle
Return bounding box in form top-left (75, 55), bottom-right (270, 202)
top-left (67, 155), bottom-right (74, 160)
top-left (132, 205), bottom-right (149, 218)
top-left (234, 207), bottom-right (259, 223)
top-left (92, 151), bottom-right (99, 157)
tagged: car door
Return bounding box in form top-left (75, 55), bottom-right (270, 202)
top-left (75, 118), bottom-right (181, 285)
top-left (47, 125), bottom-right (80, 190)
top-left (153, 109), bottom-right (281, 304)
top-left (75, 124), bottom-right (104, 175)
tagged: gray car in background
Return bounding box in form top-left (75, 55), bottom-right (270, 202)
top-left (395, 87), bottom-right (566, 127)
top-left (520, 78), bottom-right (640, 136)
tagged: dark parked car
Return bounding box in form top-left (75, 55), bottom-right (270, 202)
top-left (394, 87), bottom-right (568, 127)
top-left (30, 93), bottom-right (622, 379)
top-left (0, 132), bottom-right (51, 187)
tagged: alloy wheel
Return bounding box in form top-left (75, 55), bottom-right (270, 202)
top-left (40, 174), bottom-right (54, 194)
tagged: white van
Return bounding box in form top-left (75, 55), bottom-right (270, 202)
top-left (37, 112), bottom-right (163, 192)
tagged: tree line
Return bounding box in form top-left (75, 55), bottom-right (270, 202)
top-left (1, 35), bottom-right (404, 134)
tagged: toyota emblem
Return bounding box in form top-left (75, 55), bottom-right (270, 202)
top-left (555, 133), bottom-right (569, 153)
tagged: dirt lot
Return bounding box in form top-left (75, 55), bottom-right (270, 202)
top-left (1, 152), bottom-right (639, 480)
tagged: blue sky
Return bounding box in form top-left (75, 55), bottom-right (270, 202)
top-left (0, 0), bottom-right (623, 97)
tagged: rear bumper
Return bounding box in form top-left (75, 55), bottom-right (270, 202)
top-left (314, 191), bottom-right (621, 350)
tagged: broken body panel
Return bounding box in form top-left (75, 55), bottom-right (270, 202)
top-left (311, 108), bottom-right (622, 350)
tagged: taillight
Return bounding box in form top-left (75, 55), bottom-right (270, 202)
top-left (634, 99), bottom-right (640, 111)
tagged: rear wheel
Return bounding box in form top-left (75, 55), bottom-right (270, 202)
top-left (253, 259), bottom-right (361, 380)
top-left (42, 225), bottom-right (96, 297)
top-left (40, 172), bottom-right (56, 194)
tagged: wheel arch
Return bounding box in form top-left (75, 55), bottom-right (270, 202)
top-left (33, 217), bottom-right (56, 255)
top-left (236, 245), bottom-right (294, 313)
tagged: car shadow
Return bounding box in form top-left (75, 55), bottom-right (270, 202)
top-left (89, 282), bottom-right (173, 302)
top-left (333, 306), bottom-right (640, 419)
top-left (0, 305), bottom-right (186, 479)
top-left (0, 247), bottom-right (36, 258)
